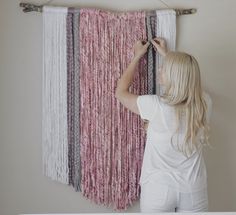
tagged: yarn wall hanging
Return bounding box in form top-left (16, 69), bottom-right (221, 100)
top-left (42, 5), bottom-right (176, 210)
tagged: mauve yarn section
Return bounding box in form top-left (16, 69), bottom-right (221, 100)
top-left (66, 7), bottom-right (82, 192)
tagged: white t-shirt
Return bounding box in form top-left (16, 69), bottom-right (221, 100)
top-left (136, 91), bottom-right (212, 193)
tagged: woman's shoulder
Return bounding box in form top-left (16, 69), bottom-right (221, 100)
top-left (139, 94), bottom-right (161, 104)
top-left (157, 91), bottom-right (212, 109)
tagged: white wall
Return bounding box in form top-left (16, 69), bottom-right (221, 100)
top-left (0, 0), bottom-right (236, 214)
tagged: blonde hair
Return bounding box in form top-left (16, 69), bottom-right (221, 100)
top-left (160, 51), bottom-right (211, 157)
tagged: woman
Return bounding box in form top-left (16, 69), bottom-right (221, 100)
top-left (115, 37), bottom-right (212, 212)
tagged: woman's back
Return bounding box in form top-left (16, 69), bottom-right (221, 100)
top-left (115, 42), bottom-right (211, 211)
top-left (137, 91), bottom-right (212, 193)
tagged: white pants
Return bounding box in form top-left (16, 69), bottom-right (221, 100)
top-left (140, 179), bottom-right (208, 212)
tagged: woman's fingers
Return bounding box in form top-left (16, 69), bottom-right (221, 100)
top-left (134, 40), bottom-right (150, 58)
top-left (144, 41), bottom-right (150, 49)
top-left (150, 38), bottom-right (168, 57)
top-left (140, 40), bottom-right (150, 47)
top-left (153, 37), bottom-right (165, 42)
top-left (153, 37), bottom-right (166, 48)
top-left (151, 39), bottom-right (161, 51)
top-left (141, 40), bottom-right (147, 45)
top-left (150, 39), bottom-right (158, 47)
top-left (153, 39), bottom-right (161, 45)
top-left (152, 37), bottom-right (165, 45)
top-left (134, 38), bottom-right (167, 58)
top-left (139, 40), bottom-right (150, 51)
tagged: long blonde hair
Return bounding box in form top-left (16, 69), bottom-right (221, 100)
top-left (160, 51), bottom-right (211, 157)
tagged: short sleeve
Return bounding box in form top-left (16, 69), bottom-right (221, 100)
top-left (136, 94), bottom-right (160, 121)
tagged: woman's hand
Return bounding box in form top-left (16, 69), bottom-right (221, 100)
top-left (151, 37), bottom-right (168, 57)
top-left (134, 40), bottom-right (150, 59)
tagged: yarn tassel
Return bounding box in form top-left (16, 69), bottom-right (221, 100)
top-left (79, 9), bottom-right (148, 210)
top-left (66, 7), bottom-right (82, 191)
top-left (42, 6), bottom-right (69, 184)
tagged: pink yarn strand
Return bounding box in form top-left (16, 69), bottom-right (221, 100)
top-left (79, 9), bottom-right (148, 210)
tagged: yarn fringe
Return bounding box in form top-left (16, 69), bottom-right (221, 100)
top-left (79, 9), bottom-right (148, 210)
top-left (42, 6), bottom-right (69, 184)
top-left (42, 6), bottom-right (176, 210)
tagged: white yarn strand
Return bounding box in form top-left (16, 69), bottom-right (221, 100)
top-left (155, 9), bottom-right (176, 95)
top-left (42, 6), bottom-right (69, 184)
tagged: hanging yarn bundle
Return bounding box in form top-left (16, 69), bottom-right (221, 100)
top-left (42, 6), bottom-right (69, 184)
top-left (79, 8), bottom-right (148, 210)
top-left (42, 5), bottom-right (176, 210)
